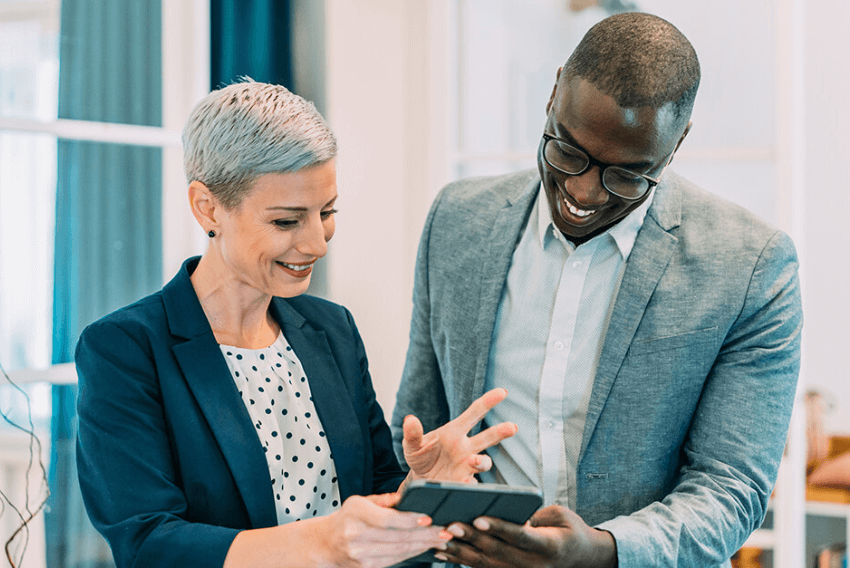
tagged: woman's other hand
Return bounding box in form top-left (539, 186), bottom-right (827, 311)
top-left (322, 492), bottom-right (448, 567)
top-left (224, 492), bottom-right (448, 568)
top-left (402, 388), bottom-right (517, 483)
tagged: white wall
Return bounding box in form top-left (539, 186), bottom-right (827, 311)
top-left (322, 0), bottom-right (435, 416)
top-left (802, 0), bottom-right (850, 435)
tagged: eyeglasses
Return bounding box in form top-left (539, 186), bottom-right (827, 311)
top-left (540, 133), bottom-right (674, 200)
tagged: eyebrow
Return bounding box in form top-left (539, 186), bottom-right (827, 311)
top-left (551, 122), bottom-right (655, 172)
top-left (266, 195), bottom-right (338, 212)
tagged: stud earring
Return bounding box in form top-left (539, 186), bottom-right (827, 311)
top-left (208, 230), bottom-right (216, 238)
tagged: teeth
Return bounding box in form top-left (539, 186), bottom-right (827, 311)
top-left (280, 262), bottom-right (313, 271)
top-left (565, 199), bottom-right (595, 218)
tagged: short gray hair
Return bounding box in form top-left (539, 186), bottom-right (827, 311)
top-left (182, 80), bottom-right (338, 209)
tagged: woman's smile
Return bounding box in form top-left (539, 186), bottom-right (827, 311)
top-left (276, 260), bottom-right (315, 278)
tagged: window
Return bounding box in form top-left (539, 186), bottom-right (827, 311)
top-left (0, 2), bottom-right (208, 566)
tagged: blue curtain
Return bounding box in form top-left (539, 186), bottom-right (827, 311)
top-left (210, 0), bottom-right (293, 90)
top-left (48, 1), bottom-right (162, 566)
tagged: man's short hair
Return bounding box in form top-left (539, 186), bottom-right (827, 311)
top-left (182, 80), bottom-right (337, 209)
top-left (563, 12), bottom-right (700, 124)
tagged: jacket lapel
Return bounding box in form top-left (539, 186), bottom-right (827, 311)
top-left (172, 338), bottom-right (277, 527)
top-left (271, 299), bottom-right (364, 502)
top-left (578, 179), bottom-right (682, 461)
top-left (163, 259), bottom-right (277, 528)
top-left (467, 174), bottom-right (539, 418)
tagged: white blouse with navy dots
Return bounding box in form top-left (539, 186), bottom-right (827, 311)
top-left (220, 332), bottom-right (341, 524)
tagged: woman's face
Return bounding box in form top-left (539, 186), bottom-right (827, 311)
top-left (214, 160), bottom-right (337, 298)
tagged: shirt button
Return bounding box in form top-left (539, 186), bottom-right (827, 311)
top-left (572, 260), bottom-right (582, 269)
top-left (548, 420), bottom-right (556, 429)
top-left (554, 341), bottom-right (564, 350)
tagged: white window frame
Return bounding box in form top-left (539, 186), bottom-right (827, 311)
top-left (0, 0), bottom-right (210, 383)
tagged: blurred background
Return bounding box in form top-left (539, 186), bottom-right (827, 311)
top-left (0, 0), bottom-right (846, 566)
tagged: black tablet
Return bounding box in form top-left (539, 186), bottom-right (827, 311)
top-left (395, 479), bottom-right (543, 527)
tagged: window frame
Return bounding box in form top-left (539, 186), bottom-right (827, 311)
top-left (0, 0), bottom-right (210, 384)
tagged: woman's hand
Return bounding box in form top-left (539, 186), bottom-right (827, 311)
top-left (402, 388), bottom-right (517, 483)
top-left (321, 492), bottom-right (449, 568)
top-left (223, 493), bottom-right (448, 568)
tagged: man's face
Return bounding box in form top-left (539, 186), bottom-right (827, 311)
top-left (538, 74), bottom-right (689, 245)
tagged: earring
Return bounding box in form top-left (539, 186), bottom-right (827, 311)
top-left (208, 230), bottom-right (216, 238)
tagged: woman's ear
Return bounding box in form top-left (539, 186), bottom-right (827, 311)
top-left (188, 181), bottom-right (219, 234)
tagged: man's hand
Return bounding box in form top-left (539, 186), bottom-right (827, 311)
top-left (402, 388), bottom-right (517, 483)
top-left (434, 505), bottom-right (618, 568)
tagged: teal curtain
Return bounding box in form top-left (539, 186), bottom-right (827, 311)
top-left (48, 0), bottom-right (162, 566)
top-left (210, 0), bottom-right (293, 90)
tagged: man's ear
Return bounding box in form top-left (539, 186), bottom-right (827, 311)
top-left (188, 181), bottom-right (220, 234)
top-left (674, 120), bottom-right (693, 154)
top-left (545, 67), bottom-right (563, 115)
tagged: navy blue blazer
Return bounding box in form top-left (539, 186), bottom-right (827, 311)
top-left (75, 257), bottom-right (406, 567)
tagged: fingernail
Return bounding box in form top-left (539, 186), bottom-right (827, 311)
top-left (439, 529), bottom-right (453, 540)
top-left (473, 518), bottom-right (490, 531)
top-left (447, 524), bottom-right (465, 538)
top-left (434, 553), bottom-right (448, 561)
top-left (435, 541), bottom-right (448, 550)
top-left (417, 516), bottom-right (431, 526)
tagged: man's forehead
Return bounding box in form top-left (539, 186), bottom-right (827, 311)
top-left (553, 77), bottom-right (684, 153)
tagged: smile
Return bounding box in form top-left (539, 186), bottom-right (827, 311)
top-left (277, 261), bottom-right (314, 271)
top-left (563, 197), bottom-right (597, 218)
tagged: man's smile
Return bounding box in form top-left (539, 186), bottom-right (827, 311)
top-left (564, 197), bottom-right (597, 218)
top-left (555, 183), bottom-right (602, 222)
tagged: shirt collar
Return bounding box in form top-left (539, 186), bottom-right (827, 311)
top-left (535, 182), bottom-right (655, 259)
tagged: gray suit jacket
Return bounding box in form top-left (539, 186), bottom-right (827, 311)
top-left (392, 169), bottom-right (802, 567)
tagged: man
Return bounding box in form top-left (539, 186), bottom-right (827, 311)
top-left (392, 12), bottom-right (802, 568)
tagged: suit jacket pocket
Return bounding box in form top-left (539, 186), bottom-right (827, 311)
top-left (627, 326), bottom-right (719, 358)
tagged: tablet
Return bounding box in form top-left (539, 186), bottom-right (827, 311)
top-left (395, 479), bottom-right (543, 527)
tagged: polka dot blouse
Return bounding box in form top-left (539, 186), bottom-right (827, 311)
top-left (220, 332), bottom-right (341, 524)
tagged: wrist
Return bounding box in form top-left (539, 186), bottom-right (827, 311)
top-left (223, 517), bottom-right (335, 568)
top-left (587, 528), bottom-right (618, 568)
top-left (314, 509), bottom-right (347, 566)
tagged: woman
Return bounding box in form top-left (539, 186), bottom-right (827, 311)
top-left (74, 81), bottom-right (516, 568)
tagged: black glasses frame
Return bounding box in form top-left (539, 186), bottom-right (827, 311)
top-left (540, 133), bottom-right (674, 200)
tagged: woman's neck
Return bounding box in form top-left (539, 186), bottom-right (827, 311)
top-left (190, 255), bottom-right (280, 349)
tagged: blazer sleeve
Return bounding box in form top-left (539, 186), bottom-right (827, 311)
top-left (391, 188), bottom-right (453, 467)
top-left (596, 230), bottom-right (803, 567)
top-left (75, 320), bottom-right (239, 568)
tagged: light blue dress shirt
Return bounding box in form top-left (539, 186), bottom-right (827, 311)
top-left (480, 184), bottom-right (653, 508)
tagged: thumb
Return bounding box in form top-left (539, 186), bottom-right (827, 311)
top-left (402, 414), bottom-right (425, 454)
top-left (367, 492), bottom-right (402, 508)
top-left (529, 505), bottom-right (573, 528)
